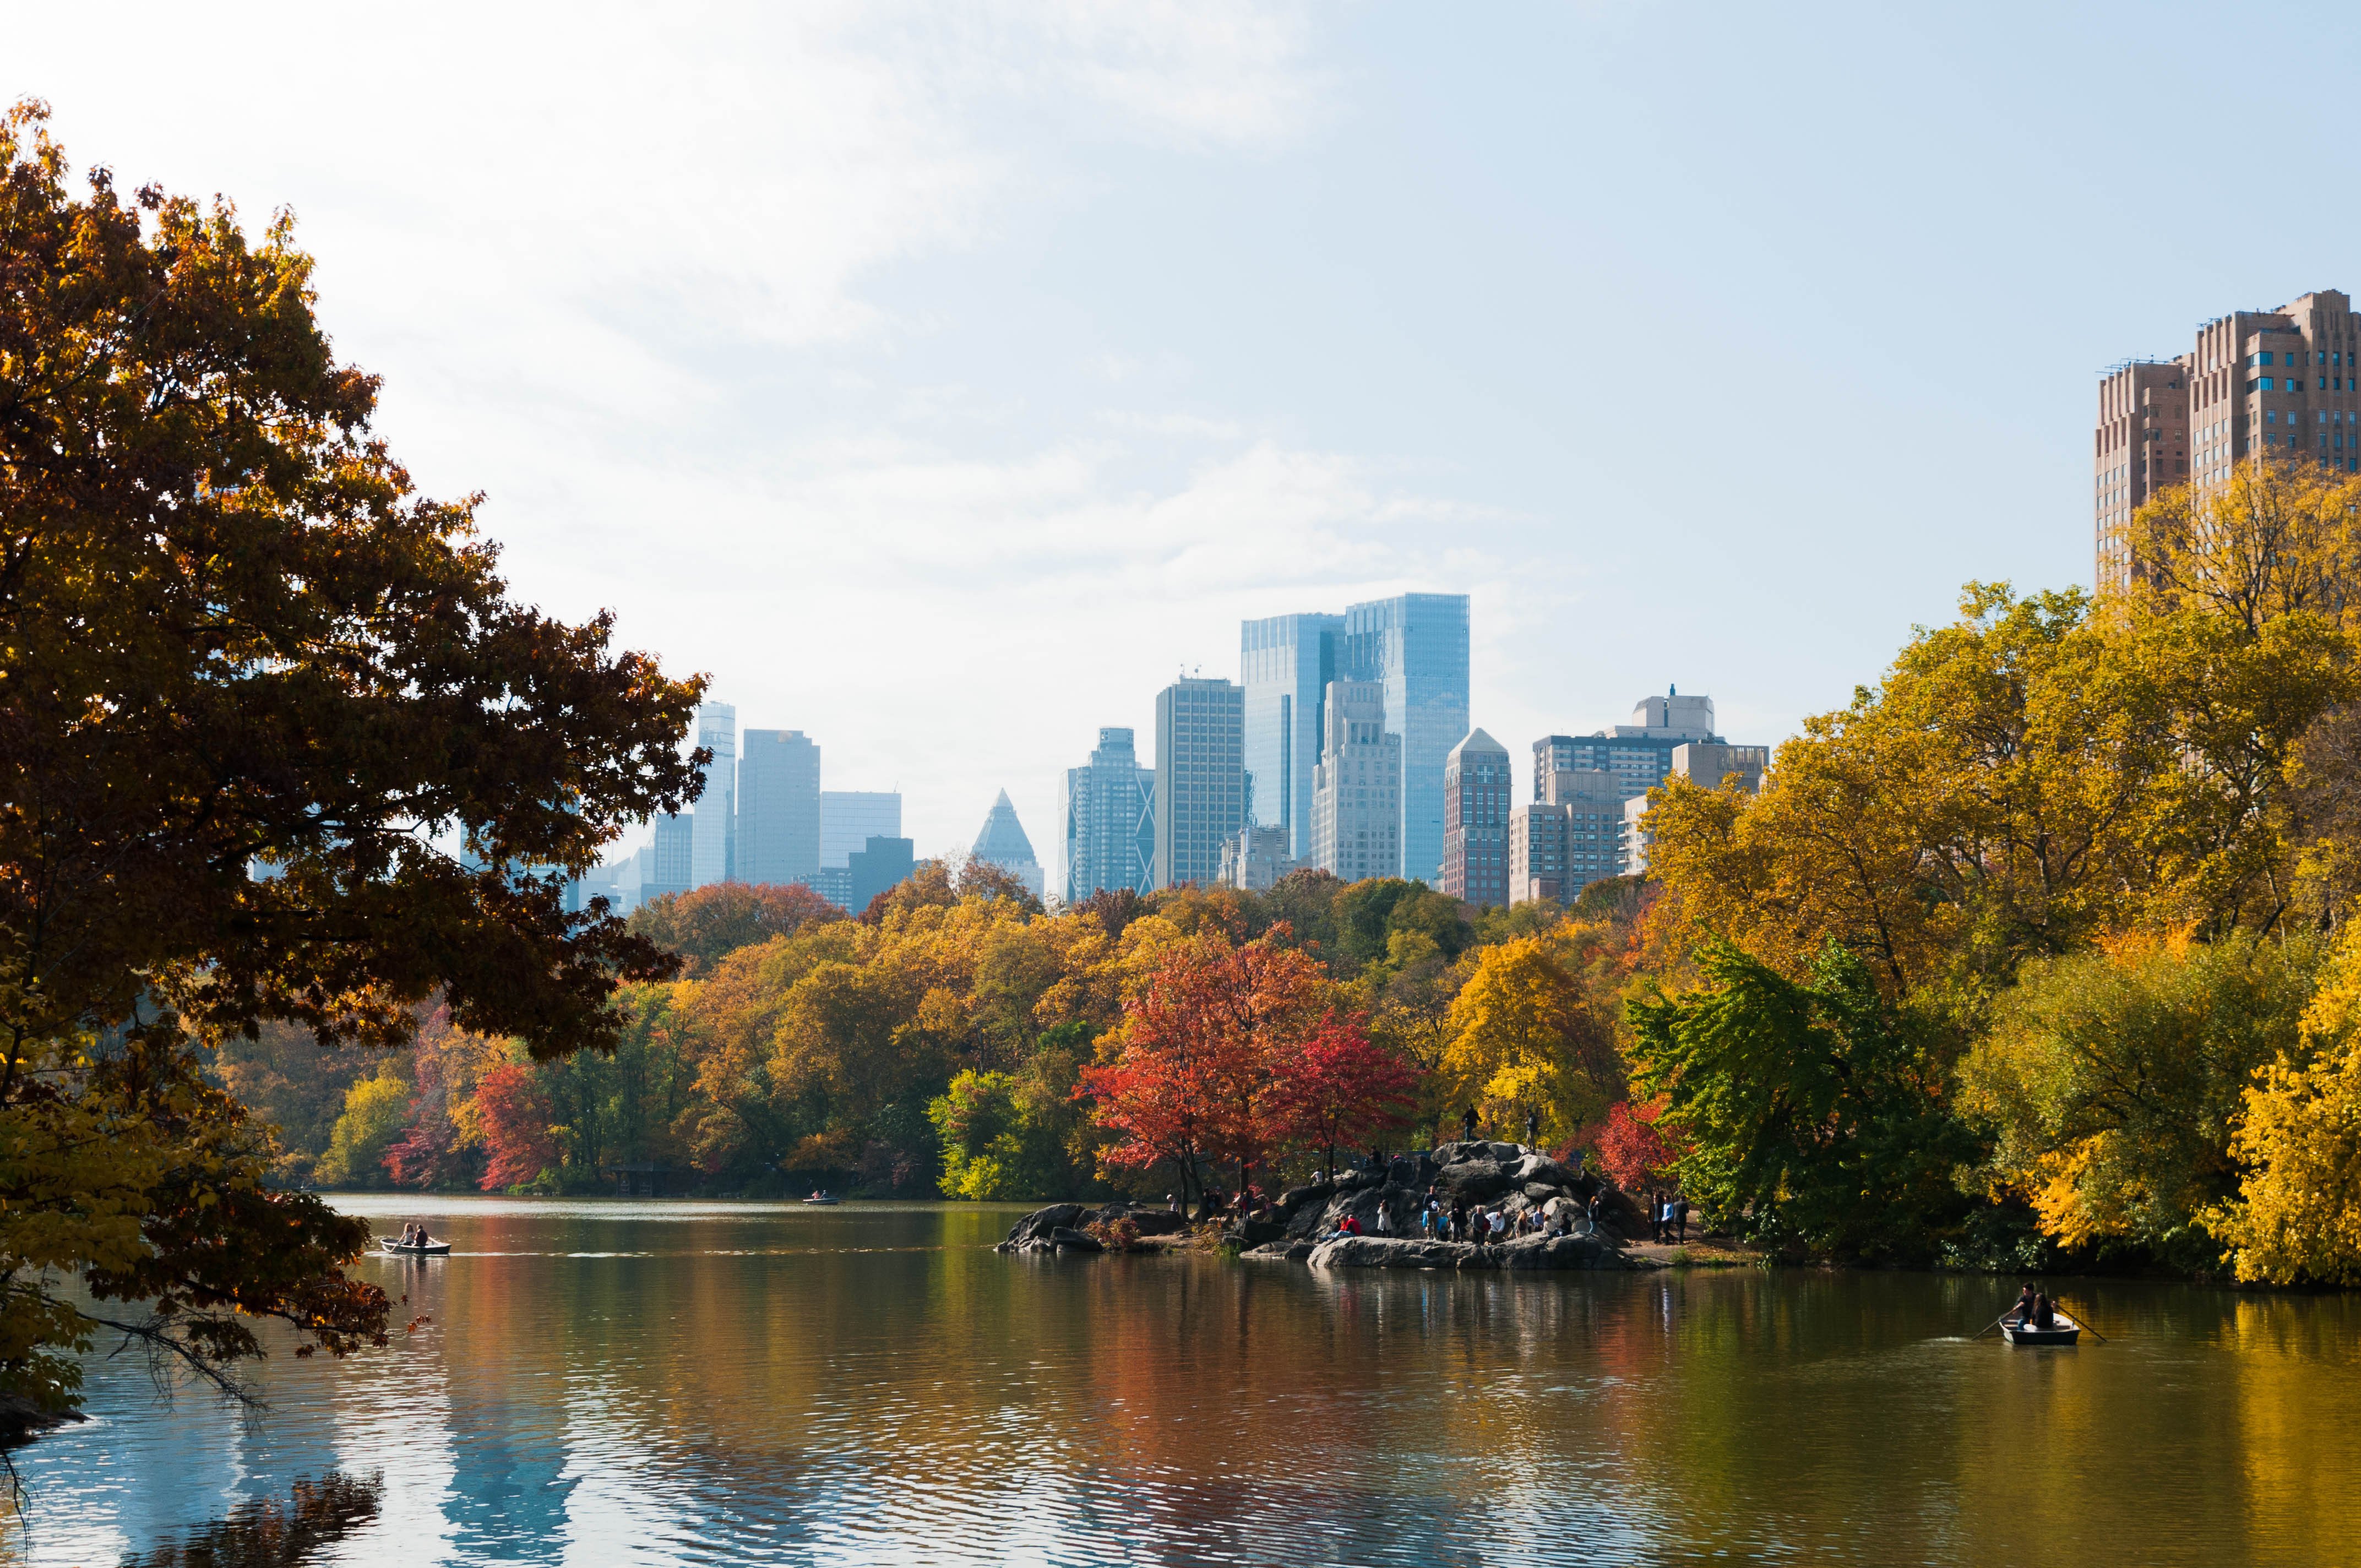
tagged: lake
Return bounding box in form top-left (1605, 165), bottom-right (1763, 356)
top-left (17, 1195), bottom-right (2361, 1566)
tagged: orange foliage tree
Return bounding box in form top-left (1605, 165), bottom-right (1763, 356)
top-left (1259, 1011), bottom-right (1419, 1180)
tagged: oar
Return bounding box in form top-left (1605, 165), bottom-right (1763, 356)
top-left (1972, 1308), bottom-right (2017, 1339)
top-left (2053, 1298), bottom-right (2110, 1343)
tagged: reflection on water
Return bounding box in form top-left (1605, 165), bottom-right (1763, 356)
top-left (14, 1196), bottom-right (2361, 1565)
top-left (118, 1472), bottom-right (382, 1568)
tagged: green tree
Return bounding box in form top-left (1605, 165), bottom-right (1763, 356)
top-left (1630, 940), bottom-right (1973, 1259)
top-left (1959, 931), bottom-right (2318, 1267)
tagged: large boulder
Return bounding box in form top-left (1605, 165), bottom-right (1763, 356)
top-left (1242, 1238), bottom-right (1317, 1262)
top-left (1092, 1201), bottom-right (1185, 1236)
top-left (1048, 1227), bottom-right (1104, 1254)
top-left (1492, 1232), bottom-right (1637, 1272)
top-left (1308, 1236), bottom-right (1466, 1270)
top-left (1388, 1152), bottom-right (1439, 1191)
top-left (996, 1203), bottom-right (1088, 1254)
top-left (1433, 1159), bottom-right (1515, 1206)
top-left (1511, 1153), bottom-right (1582, 1189)
top-left (1286, 1181), bottom-right (1420, 1241)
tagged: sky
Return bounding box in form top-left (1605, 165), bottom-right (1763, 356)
top-left (13, 2), bottom-right (2361, 878)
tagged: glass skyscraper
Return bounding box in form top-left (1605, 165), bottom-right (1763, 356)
top-left (820, 791), bottom-right (900, 871)
top-left (1239, 612), bottom-right (1342, 861)
top-left (737, 728), bottom-right (822, 886)
top-left (1154, 678), bottom-right (1244, 889)
top-left (1342, 593), bottom-right (1469, 885)
top-left (1063, 727), bottom-right (1155, 903)
top-left (689, 701), bottom-right (736, 889)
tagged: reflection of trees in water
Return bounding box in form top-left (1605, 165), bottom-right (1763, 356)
top-left (119, 1472), bottom-right (382, 1568)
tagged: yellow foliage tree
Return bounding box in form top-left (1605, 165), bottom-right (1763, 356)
top-left (2207, 920), bottom-right (2361, 1284)
top-left (1439, 934), bottom-right (1609, 1145)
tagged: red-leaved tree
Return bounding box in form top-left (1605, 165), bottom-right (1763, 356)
top-left (1076, 929), bottom-right (1329, 1217)
top-left (1260, 1011), bottom-right (1420, 1180)
top-left (1588, 1098), bottom-right (1686, 1191)
top-left (471, 1063), bottom-right (559, 1191)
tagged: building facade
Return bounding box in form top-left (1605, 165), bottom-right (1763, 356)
top-left (1310, 680), bottom-right (1401, 883)
top-left (1341, 593), bottom-right (1469, 884)
top-left (1508, 767), bottom-right (1621, 907)
top-left (1154, 678), bottom-right (1245, 889)
top-left (1533, 690), bottom-right (1719, 805)
top-left (1240, 612), bottom-right (1343, 861)
top-left (1217, 824), bottom-right (1296, 891)
top-left (1064, 727), bottom-right (1156, 904)
top-left (2098, 288), bottom-right (2361, 590)
top-left (971, 789), bottom-right (1045, 899)
top-left (737, 728), bottom-right (822, 886)
top-left (688, 701), bottom-right (736, 888)
top-left (820, 791), bottom-right (901, 873)
top-left (1441, 728), bottom-right (1511, 907)
top-left (845, 835), bottom-right (915, 913)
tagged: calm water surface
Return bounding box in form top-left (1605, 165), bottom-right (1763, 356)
top-left (17, 1196), bottom-right (2361, 1566)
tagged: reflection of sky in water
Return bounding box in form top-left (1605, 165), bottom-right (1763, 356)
top-left (19, 1196), bottom-right (2361, 1566)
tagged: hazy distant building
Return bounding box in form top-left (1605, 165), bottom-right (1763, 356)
top-left (1063, 727), bottom-right (1156, 904)
top-left (1621, 741), bottom-right (1771, 876)
top-left (688, 701), bottom-right (737, 889)
top-left (971, 790), bottom-right (1045, 899)
top-left (1342, 593), bottom-right (1469, 884)
top-left (1509, 767), bottom-right (1622, 907)
top-left (737, 729), bottom-right (822, 886)
top-left (1310, 680), bottom-right (1401, 883)
top-left (1218, 824), bottom-right (1296, 891)
top-left (1155, 678), bottom-right (1245, 889)
top-left (821, 791), bottom-right (901, 871)
top-left (2096, 288), bottom-right (2361, 590)
top-left (1237, 593), bottom-right (1469, 885)
top-left (846, 835), bottom-right (916, 914)
top-left (1533, 690), bottom-right (1722, 807)
top-left (1442, 728), bottom-right (1511, 907)
top-left (1241, 612), bottom-right (1343, 862)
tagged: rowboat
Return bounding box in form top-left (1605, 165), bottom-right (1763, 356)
top-left (379, 1237), bottom-right (452, 1255)
top-left (801, 1194), bottom-right (841, 1206)
top-left (2000, 1313), bottom-right (2080, 1346)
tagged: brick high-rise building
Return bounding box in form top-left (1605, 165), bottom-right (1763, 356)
top-left (2098, 288), bottom-right (2361, 590)
top-left (1441, 728), bottom-right (1510, 907)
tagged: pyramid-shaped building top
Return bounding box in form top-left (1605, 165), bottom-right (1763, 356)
top-left (972, 790), bottom-right (1037, 864)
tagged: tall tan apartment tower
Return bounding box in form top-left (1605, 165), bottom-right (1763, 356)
top-left (2097, 288), bottom-right (2361, 590)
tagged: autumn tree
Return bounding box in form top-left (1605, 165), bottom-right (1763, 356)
top-left (1439, 933), bottom-right (1615, 1146)
top-left (627, 881), bottom-right (842, 977)
top-left (1259, 1011), bottom-right (1419, 1178)
top-left (1076, 929), bottom-right (1329, 1216)
top-left (0, 102), bottom-right (703, 1419)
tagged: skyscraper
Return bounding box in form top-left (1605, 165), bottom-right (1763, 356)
top-left (971, 790), bottom-right (1044, 899)
top-left (1442, 728), bottom-right (1510, 907)
top-left (2097, 288), bottom-right (2361, 590)
top-left (820, 791), bottom-right (901, 872)
top-left (846, 835), bottom-right (916, 913)
top-left (737, 729), bottom-right (822, 886)
top-left (1240, 612), bottom-right (1342, 861)
top-left (1064, 727), bottom-right (1156, 903)
top-left (1533, 690), bottom-right (1720, 805)
top-left (1509, 767), bottom-right (1620, 907)
top-left (1154, 678), bottom-right (1244, 889)
top-left (1310, 680), bottom-right (1400, 883)
top-left (1621, 741), bottom-right (1769, 876)
top-left (689, 701), bottom-right (736, 888)
top-left (1341, 593), bottom-right (1469, 884)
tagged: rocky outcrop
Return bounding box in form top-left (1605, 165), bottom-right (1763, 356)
top-left (1305, 1233), bottom-right (1642, 1272)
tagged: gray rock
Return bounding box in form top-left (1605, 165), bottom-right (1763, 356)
top-left (996, 1203), bottom-right (1089, 1254)
top-left (1512, 1154), bottom-right (1580, 1188)
top-left (1434, 1159), bottom-right (1515, 1205)
top-left (1307, 1236), bottom-right (1467, 1270)
top-left (1242, 1239), bottom-right (1317, 1262)
top-left (1048, 1227), bottom-right (1104, 1254)
top-left (1277, 1182), bottom-right (1334, 1218)
top-left (1494, 1232), bottom-right (1638, 1271)
top-left (1092, 1201), bottom-right (1185, 1236)
top-left (1522, 1182), bottom-right (1565, 1202)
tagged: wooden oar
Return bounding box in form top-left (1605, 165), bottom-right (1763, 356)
top-left (1972, 1307), bottom-right (2018, 1339)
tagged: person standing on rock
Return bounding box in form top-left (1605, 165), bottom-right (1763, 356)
top-left (1525, 1108), bottom-right (1540, 1150)
top-left (1450, 1200), bottom-right (1468, 1243)
top-left (1461, 1104), bottom-right (1479, 1144)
